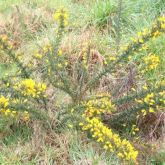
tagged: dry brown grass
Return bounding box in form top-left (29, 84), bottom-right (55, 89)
top-left (0, 120), bottom-right (73, 165)
top-left (0, 4), bottom-right (52, 48)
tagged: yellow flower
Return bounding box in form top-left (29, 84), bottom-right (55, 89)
top-left (109, 56), bottom-right (116, 61)
top-left (6, 83), bottom-right (10, 87)
top-left (57, 63), bottom-right (62, 68)
top-left (153, 30), bottom-right (161, 38)
top-left (15, 79), bottom-right (46, 98)
top-left (34, 53), bottom-right (43, 59)
top-left (10, 111), bottom-right (17, 117)
top-left (0, 96), bottom-right (9, 108)
top-left (1, 35), bottom-right (8, 42)
top-left (68, 124), bottom-right (73, 128)
top-left (53, 8), bottom-right (69, 27)
top-left (144, 93), bottom-right (154, 104)
top-left (141, 109), bottom-right (147, 116)
top-left (81, 117), bottom-right (138, 162)
top-left (58, 50), bottom-right (62, 56)
top-left (83, 95), bottom-right (115, 118)
top-left (4, 109), bottom-right (11, 116)
top-left (79, 122), bottom-right (84, 126)
top-left (118, 152), bottom-right (124, 158)
top-left (144, 54), bottom-right (160, 71)
top-left (142, 84), bottom-right (148, 90)
top-left (149, 107), bottom-right (154, 113)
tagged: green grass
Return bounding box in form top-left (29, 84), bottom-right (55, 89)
top-left (69, 130), bottom-right (121, 165)
top-left (0, 0), bottom-right (22, 13)
top-left (91, 0), bottom-right (117, 28)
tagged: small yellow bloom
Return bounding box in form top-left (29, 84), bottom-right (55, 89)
top-left (53, 8), bottom-right (69, 27)
top-left (79, 123), bottom-right (84, 126)
top-left (68, 124), bottom-right (73, 128)
top-left (0, 96), bottom-right (9, 108)
top-left (141, 109), bottom-right (147, 116)
top-left (57, 63), bottom-right (62, 68)
top-left (58, 50), bottom-right (62, 56)
top-left (149, 107), bottom-right (154, 113)
top-left (34, 53), bottom-right (43, 59)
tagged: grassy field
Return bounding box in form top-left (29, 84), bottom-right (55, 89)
top-left (0, 0), bottom-right (165, 164)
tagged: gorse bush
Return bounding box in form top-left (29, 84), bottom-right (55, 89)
top-left (0, 8), bottom-right (165, 164)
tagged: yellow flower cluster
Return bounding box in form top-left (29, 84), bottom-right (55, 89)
top-left (83, 96), bottom-right (115, 118)
top-left (55, 50), bottom-right (68, 69)
top-left (80, 117), bottom-right (138, 162)
top-left (34, 53), bottom-right (43, 59)
top-left (0, 35), bottom-right (8, 43)
top-left (159, 91), bottom-right (165, 103)
top-left (53, 8), bottom-right (69, 27)
top-left (136, 90), bottom-right (165, 117)
top-left (158, 16), bottom-right (165, 30)
top-left (14, 79), bottom-right (46, 98)
top-left (0, 96), bottom-right (30, 122)
top-left (34, 43), bottom-right (53, 59)
top-left (143, 54), bottom-right (160, 71)
top-left (0, 96), bottom-right (9, 108)
top-left (0, 34), bottom-right (13, 50)
top-left (0, 34), bottom-right (30, 77)
top-left (105, 56), bottom-right (117, 64)
top-left (0, 108), bottom-right (17, 118)
top-left (120, 16), bottom-right (165, 61)
top-left (0, 109), bottom-right (30, 122)
top-left (33, 42), bottom-right (68, 77)
top-left (120, 27), bottom-right (150, 53)
top-left (43, 44), bottom-right (53, 54)
top-left (131, 125), bottom-right (139, 135)
top-left (78, 94), bottom-right (138, 162)
top-left (144, 93), bottom-right (155, 105)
